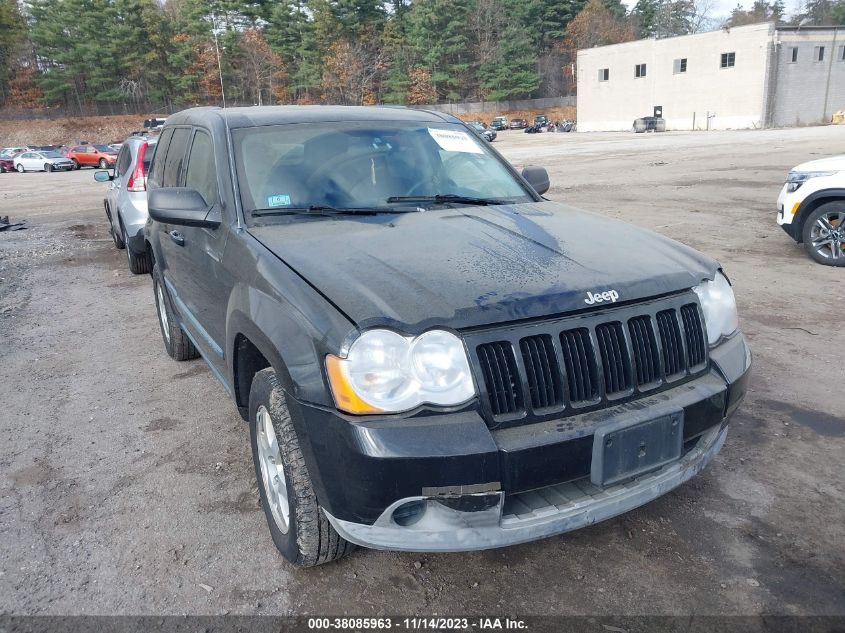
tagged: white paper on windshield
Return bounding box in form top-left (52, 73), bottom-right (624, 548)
top-left (427, 128), bottom-right (484, 154)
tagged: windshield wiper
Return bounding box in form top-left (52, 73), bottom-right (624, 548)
top-left (385, 194), bottom-right (510, 206)
top-left (251, 205), bottom-right (413, 218)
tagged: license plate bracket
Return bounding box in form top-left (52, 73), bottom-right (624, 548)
top-left (591, 411), bottom-right (684, 487)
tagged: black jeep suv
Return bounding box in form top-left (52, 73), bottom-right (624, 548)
top-left (144, 106), bottom-right (751, 567)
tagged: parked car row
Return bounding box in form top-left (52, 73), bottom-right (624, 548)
top-left (0, 141), bottom-right (119, 173)
top-left (474, 114), bottom-right (576, 134)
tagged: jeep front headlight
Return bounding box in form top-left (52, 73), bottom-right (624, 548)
top-left (693, 272), bottom-right (739, 346)
top-left (326, 329), bottom-right (475, 414)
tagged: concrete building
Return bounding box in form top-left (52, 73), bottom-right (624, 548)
top-left (576, 23), bottom-right (845, 131)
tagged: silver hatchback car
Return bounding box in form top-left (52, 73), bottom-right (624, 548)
top-left (95, 136), bottom-right (157, 273)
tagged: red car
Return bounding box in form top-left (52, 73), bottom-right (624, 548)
top-left (0, 156), bottom-right (17, 173)
top-left (66, 144), bottom-right (118, 169)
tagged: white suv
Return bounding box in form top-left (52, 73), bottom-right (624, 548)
top-left (777, 155), bottom-right (845, 266)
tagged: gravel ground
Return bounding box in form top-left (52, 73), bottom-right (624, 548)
top-left (0, 127), bottom-right (843, 617)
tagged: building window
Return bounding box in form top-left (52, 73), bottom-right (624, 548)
top-left (814, 46), bottom-right (825, 61)
top-left (598, 68), bottom-right (609, 81)
top-left (673, 58), bottom-right (687, 73)
top-left (720, 52), bottom-right (736, 68)
top-left (790, 47), bottom-right (798, 63)
top-left (635, 63), bottom-right (647, 78)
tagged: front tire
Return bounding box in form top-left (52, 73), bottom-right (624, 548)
top-left (99, 158), bottom-right (108, 169)
top-left (152, 263), bottom-right (199, 360)
top-left (73, 159), bottom-right (80, 170)
top-left (16, 164), bottom-right (24, 173)
top-left (45, 163), bottom-right (52, 172)
top-left (802, 202), bottom-right (845, 267)
top-left (249, 368), bottom-right (354, 567)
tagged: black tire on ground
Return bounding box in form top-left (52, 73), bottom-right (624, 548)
top-left (124, 225), bottom-right (151, 274)
top-left (152, 263), bottom-right (199, 360)
top-left (73, 160), bottom-right (80, 170)
top-left (16, 164), bottom-right (24, 173)
top-left (249, 368), bottom-right (354, 567)
top-left (801, 201), bottom-right (845, 267)
top-left (106, 206), bottom-right (125, 248)
top-left (44, 163), bottom-right (52, 172)
top-left (0, 165), bottom-right (6, 173)
top-left (99, 158), bottom-right (108, 169)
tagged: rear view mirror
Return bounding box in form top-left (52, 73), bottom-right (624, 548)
top-left (521, 165), bottom-right (550, 195)
top-left (94, 170), bottom-right (112, 182)
top-left (148, 188), bottom-right (220, 228)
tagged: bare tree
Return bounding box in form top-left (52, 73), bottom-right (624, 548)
top-left (689, 0), bottom-right (720, 30)
top-left (236, 28), bottom-right (288, 105)
top-left (321, 40), bottom-right (384, 105)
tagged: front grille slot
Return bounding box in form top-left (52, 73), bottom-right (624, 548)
top-left (469, 294), bottom-right (710, 427)
top-left (628, 315), bottom-right (660, 386)
top-left (477, 341), bottom-right (523, 416)
top-left (595, 322), bottom-right (632, 395)
top-left (681, 304), bottom-right (706, 367)
top-left (656, 309), bottom-right (685, 377)
top-left (519, 335), bottom-right (563, 410)
top-left (560, 328), bottom-right (599, 403)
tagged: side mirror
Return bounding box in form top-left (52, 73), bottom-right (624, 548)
top-left (148, 187), bottom-right (220, 228)
top-left (94, 170), bottom-right (112, 182)
top-left (522, 165), bottom-right (550, 195)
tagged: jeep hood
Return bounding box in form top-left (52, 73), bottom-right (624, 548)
top-left (248, 201), bottom-right (718, 332)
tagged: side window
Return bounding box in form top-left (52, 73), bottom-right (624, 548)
top-left (147, 128), bottom-right (173, 186)
top-left (184, 129), bottom-right (218, 205)
top-left (116, 146), bottom-right (131, 175)
top-left (162, 128), bottom-right (191, 187)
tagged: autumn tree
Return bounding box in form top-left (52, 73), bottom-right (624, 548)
top-left (406, 66), bottom-right (436, 104)
top-left (559, 0), bottom-right (637, 58)
top-left (321, 40), bottom-right (384, 105)
top-left (235, 28), bottom-right (288, 105)
top-left (558, 0), bottom-right (636, 93)
top-left (728, 0), bottom-right (785, 25)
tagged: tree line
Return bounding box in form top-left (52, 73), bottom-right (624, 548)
top-left (0, 0), bottom-right (842, 115)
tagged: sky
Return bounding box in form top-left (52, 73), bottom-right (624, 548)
top-left (619, 0), bottom-right (804, 20)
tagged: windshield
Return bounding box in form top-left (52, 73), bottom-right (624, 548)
top-left (94, 144), bottom-right (114, 152)
top-left (232, 121), bottom-right (533, 218)
top-left (42, 151), bottom-right (64, 158)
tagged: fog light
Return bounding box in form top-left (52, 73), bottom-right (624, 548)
top-left (392, 500), bottom-right (426, 526)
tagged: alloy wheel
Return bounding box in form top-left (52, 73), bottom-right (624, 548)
top-left (256, 405), bottom-right (290, 534)
top-left (809, 210), bottom-right (845, 262)
top-left (157, 284), bottom-right (170, 343)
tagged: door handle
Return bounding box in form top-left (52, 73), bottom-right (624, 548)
top-left (169, 230), bottom-right (185, 246)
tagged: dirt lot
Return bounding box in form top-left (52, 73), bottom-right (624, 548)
top-left (1, 126), bottom-right (843, 617)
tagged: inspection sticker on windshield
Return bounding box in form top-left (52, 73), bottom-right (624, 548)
top-left (427, 128), bottom-right (483, 154)
top-left (267, 194), bottom-right (291, 207)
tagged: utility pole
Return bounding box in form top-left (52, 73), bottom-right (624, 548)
top-left (211, 13), bottom-right (227, 108)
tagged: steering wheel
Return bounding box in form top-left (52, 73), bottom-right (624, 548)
top-left (305, 148), bottom-right (381, 191)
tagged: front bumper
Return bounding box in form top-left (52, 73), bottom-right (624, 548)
top-left (296, 333), bottom-right (750, 552)
top-left (326, 424), bottom-right (728, 552)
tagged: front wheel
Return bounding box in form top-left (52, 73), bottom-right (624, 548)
top-left (44, 163), bottom-right (52, 172)
top-left (16, 164), bottom-right (24, 173)
top-left (73, 160), bottom-right (80, 170)
top-left (99, 158), bottom-right (108, 169)
top-left (249, 368), bottom-right (354, 567)
top-left (802, 202), bottom-right (845, 266)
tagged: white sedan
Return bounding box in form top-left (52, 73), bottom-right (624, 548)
top-left (15, 150), bottom-right (75, 173)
